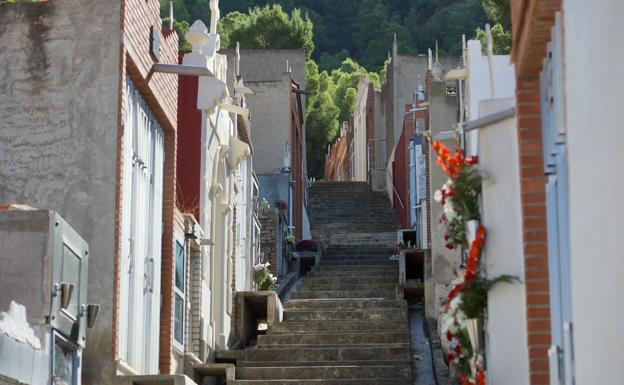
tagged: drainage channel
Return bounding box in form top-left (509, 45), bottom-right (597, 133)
top-left (409, 302), bottom-right (436, 385)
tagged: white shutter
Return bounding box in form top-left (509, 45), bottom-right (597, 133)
top-left (119, 77), bottom-right (164, 374)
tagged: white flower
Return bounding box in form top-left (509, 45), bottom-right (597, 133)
top-left (443, 179), bottom-right (454, 191)
top-left (444, 201), bottom-right (457, 221)
top-left (434, 189), bottom-right (443, 203)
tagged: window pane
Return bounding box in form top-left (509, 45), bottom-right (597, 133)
top-left (53, 339), bottom-right (76, 385)
top-left (174, 293), bottom-right (184, 345)
top-left (62, 245), bottom-right (81, 317)
top-left (175, 241), bottom-right (185, 291)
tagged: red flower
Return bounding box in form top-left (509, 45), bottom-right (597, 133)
top-left (446, 353), bottom-right (454, 363)
top-left (446, 331), bottom-right (453, 341)
top-left (455, 344), bottom-right (461, 354)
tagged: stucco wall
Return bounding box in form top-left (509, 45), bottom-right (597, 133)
top-left (564, 1), bottom-right (624, 383)
top-left (425, 80), bottom-right (461, 318)
top-left (222, 49), bottom-right (305, 85)
top-left (465, 40), bottom-right (516, 157)
top-left (0, 1), bottom-right (121, 378)
top-left (352, 77), bottom-right (370, 181)
top-left (393, 55), bottom-right (462, 147)
top-left (246, 76), bottom-right (292, 174)
top-left (479, 98), bottom-right (530, 385)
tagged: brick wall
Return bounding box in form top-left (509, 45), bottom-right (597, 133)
top-left (114, 0), bottom-right (179, 375)
top-left (259, 211), bottom-right (279, 276)
top-left (123, 0), bottom-right (178, 130)
top-left (511, 1), bottom-right (562, 383)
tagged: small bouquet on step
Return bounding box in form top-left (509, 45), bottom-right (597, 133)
top-left (253, 262), bottom-right (277, 291)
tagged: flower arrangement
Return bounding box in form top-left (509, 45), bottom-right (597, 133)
top-left (285, 234), bottom-right (296, 245)
top-left (295, 240), bottom-right (318, 252)
top-left (259, 197), bottom-right (270, 212)
top-left (253, 262), bottom-right (277, 291)
top-left (432, 141), bottom-right (481, 249)
top-left (389, 242), bottom-right (408, 261)
top-left (439, 225), bottom-right (487, 383)
top-left (275, 200), bottom-right (288, 211)
top-left (430, 140), bottom-right (516, 385)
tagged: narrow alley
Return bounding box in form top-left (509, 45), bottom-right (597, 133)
top-left (1, 1), bottom-right (623, 385)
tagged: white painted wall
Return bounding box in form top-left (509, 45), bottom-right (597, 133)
top-left (183, 18), bottom-right (245, 351)
top-left (352, 77), bottom-right (370, 181)
top-left (563, 1), bottom-right (624, 383)
top-left (479, 98), bottom-right (530, 385)
top-left (466, 40), bottom-right (516, 156)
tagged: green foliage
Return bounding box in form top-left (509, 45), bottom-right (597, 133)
top-left (482, 0), bottom-right (511, 30)
top-left (165, 0), bottom-right (491, 71)
top-left (305, 59), bottom-right (340, 178)
top-left (162, 18), bottom-right (193, 51)
top-left (476, 23), bottom-right (512, 55)
top-left (218, 5), bottom-right (315, 58)
top-left (453, 165), bottom-right (483, 220)
top-left (460, 275), bottom-right (518, 318)
top-left (253, 263), bottom-right (277, 290)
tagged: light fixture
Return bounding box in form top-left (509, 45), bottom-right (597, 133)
top-left (60, 282), bottom-right (74, 310)
top-left (86, 304), bottom-right (100, 329)
top-left (199, 238), bottom-right (214, 246)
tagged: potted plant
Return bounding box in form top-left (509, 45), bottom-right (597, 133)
top-left (275, 200), bottom-right (288, 213)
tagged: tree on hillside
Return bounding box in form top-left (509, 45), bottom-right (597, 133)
top-left (305, 60), bottom-right (340, 179)
top-left (482, 0), bottom-right (511, 30)
top-left (164, 0), bottom-right (491, 71)
top-left (476, 0), bottom-right (512, 54)
top-left (218, 5), bottom-right (314, 58)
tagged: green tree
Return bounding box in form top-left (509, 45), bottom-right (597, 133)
top-left (482, 0), bottom-right (511, 30)
top-left (331, 58), bottom-right (381, 124)
top-left (162, 18), bottom-right (193, 51)
top-left (165, 0), bottom-right (491, 72)
top-left (476, 23), bottom-right (512, 54)
top-left (305, 60), bottom-right (340, 178)
top-left (218, 5), bottom-right (314, 58)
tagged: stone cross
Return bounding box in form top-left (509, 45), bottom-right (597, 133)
top-left (236, 42), bottom-right (240, 77)
top-left (210, 0), bottom-right (220, 34)
top-left (186, 20), bottom-right (210, 54)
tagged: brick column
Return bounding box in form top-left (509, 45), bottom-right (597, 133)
top-left (516, 78), bottom-right (551, 385)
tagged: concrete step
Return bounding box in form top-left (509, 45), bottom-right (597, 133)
top-left (235, 365), bottom-right (412, 380)
top-left (232, 379), bottom-right (412, 385)
top-left (306, 266), bottom-right (399, 279)
top-left (241, 346), bottom-right (410, 363)
top-left (312, 265), bottom-right (398, 272)
top-left (321, 260), bottom-right (395, 266)
top-left (236, 359), bottom-right (411, 368)
top-left (290, 290), bottom-right (395, 300)
top-left (302, 276), bottom-right (397, 285)
top-left (257, 331), bottom-right (409, 346)
top-left (283, 309), bottom-right (406, 322)
top-left (297, 283), bottom-right (398, 292)
top-left (268, 319), bottom-right (407, 334)
top-left (283, 299), bottom-right (406, 310)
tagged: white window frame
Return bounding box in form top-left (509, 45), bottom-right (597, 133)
top-left (118, 76), bottom-right (164, 374)
top-left (173, 236), bottom-right (186, 352)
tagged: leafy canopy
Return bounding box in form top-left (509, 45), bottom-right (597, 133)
top-left (218, 5), bottom-right (314, 58)
top-left (163, 0), bottom-right (492, 71)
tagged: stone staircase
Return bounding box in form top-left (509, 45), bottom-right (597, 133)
top-left (308, 182), bottom-right (399, 246)
top-left (227, 182), bottom-right (411, 384)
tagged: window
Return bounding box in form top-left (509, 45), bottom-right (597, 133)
top-left (52, 333), bottom-right (78, 385)
top-left (174, 239), bottom-right (185, 349)
top-left (61, 244), bottom-right (81, 318)
top-left (118, 77), bottom-right (164, 374)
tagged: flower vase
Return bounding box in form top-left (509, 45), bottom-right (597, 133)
top-left (466, 219), bottom-right (480, 247)
top-left (466, 318), bottom-right (485, 354)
